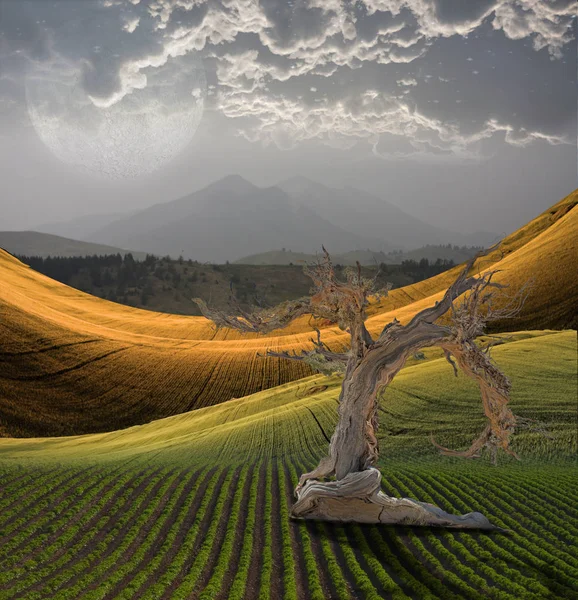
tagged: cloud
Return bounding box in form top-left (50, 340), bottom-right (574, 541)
top-left (492, 0), bottom-right (575, 59)
top-left (93, 0), bottom-right (573, 109)
top-left (397, 77), bottom-right (418, 86)
top-left (1, 0), bottom-right (575, 159)
top-left (216, 86), bottom-right (569, 160)
top-left (363, 0), bottom-right (575, 58)
top-left (122, 16), bottom-right (141, 34)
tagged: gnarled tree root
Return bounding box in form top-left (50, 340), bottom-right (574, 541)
top-left (291, 468), bottom-right (500, 530)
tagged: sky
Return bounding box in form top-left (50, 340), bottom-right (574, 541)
top-left (0, 0), bottom-right (576, 235)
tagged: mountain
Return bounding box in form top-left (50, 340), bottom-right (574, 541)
top-left (278, 176), bottom-right (497, 249)
top-left (83, 175), bottom-right (494, 262)
top-left (86, 175), bottom-right (384, 262)
top-left (0, 231), bottom-right (144, 259)
top-left (35, 176), bottom-right (496, 260)
top-left (35, 211), bottom-right (136, 241)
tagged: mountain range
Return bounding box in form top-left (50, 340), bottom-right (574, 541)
top-left (36, 175), bottom-right (497, 262)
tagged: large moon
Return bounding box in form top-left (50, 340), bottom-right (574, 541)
top-left (25, 55), bottom-right (206, 179)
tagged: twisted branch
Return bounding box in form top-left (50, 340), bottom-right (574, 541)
top-left (260, 328), bottom-right (349, 374)
top-left (429, 263), bottom-right (531, 463)
top-left (193, 296), bottom-right (311, 334)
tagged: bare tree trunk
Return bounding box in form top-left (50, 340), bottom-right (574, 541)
top-left (332, 327), bottom-right (450, 479)
top-left (297, 323), bottom-right (450, 487)
top-left (194, 247), bottom-right (522, 529)
top-left (290, 325), bottom-right (505, 528)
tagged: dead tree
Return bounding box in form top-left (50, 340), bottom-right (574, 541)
top-left (194, 248), bottom-right (527, 529)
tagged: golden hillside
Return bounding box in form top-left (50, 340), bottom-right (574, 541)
top-left (0, 189), bottom-right (576, 437)
top-left (1, 330), bottom-right (574, 464)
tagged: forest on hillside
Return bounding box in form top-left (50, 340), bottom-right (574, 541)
top-left (17, 253), bottom-right (457, 315)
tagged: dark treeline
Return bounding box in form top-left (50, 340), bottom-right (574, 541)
top-left (21, 253), bottom-right (126, 284)
top-left (400, 257), bottom-right (455, 277)
top-left (17, 253), bottom-right (200, 307)
top-left (16, 253), bottom-right (456, 315)
top-left (18, 253), bottom-right (189, 290)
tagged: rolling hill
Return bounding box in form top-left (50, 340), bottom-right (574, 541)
top-left (235, 245), bottom-right (481, 266)
top-left (0, 330), bottom-right (575, 599)
top-left (2, 330), bottom-right (573, 464)
top-left (0, 231), bottom-right (144, 259)
top-left (0, 189), bottom-right (576, 437)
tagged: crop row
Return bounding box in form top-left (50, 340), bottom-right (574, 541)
top-left (0, 468), bottom-right (130, 576)
top-left (83, 467), bottom-right (201, 600)
top-left (1, 457), bottom-right (576, 599)
top-left (398, 470), bottom-right (551, 599)
top-left (390, 472), bottom-right (535, 600)
top-left (391, 469), bottom-right (578, 598)
top-left (47, 469), bottom-right (182, 600)
top-left (4, 469), bottom-right (160, 598)
top-left (125, 467), bottom-right (224, 598)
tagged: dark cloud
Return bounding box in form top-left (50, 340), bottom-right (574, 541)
top-left (259, 0), bottom-right (330, 49)
top-left (400, 21), bottom-right (576, 139)
top-left (0, 0), bottom-right (575, 158)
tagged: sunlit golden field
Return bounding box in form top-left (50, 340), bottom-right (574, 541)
top-left (0, 189), bottom-right (576, 437)
top-left (1, 330), bottom-right (574, 465)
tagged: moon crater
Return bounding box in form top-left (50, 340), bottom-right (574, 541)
top-left (26, 55), bottom-right (206, 178)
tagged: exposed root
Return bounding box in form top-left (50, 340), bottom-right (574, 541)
top-left (294, 455), bottom-right (335, 496)
top-left (291, 468), bottom-right (503, 530)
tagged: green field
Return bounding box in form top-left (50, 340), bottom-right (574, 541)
top-left (0, 330), bottom-right (576, 599)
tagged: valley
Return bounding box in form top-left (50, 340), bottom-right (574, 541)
top-left (0, 189), bottom-right (576, 599)
top-left (1, 189), bottom-right (575, 437)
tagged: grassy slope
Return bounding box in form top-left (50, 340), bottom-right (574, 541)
top-left (0, 189), bottom-right (576, 437)
top-left (1, 330), bottom-right (574, 464)
top-left (236, 246), bottom-right (479, 266)
top-left (0, 331), bottom-right (575, 599)
top-left (366, 188), bottom-right (578, 327)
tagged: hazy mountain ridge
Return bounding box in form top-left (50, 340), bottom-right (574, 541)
top-left (278, 176), bottom-right (434, 250)
top-left (0, 231), bottom-right (144, 259)
top-left (83, 175), bottom-right (386, 262)
top-left (278, 176), bottom-right (497, 249)
top-left (33, 175), bottom-right (497, 262)
top-left (36, 212), bottom-right (138, 241)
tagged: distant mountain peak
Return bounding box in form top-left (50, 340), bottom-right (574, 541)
top-left (207, 174), bottom-right (256, 193)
